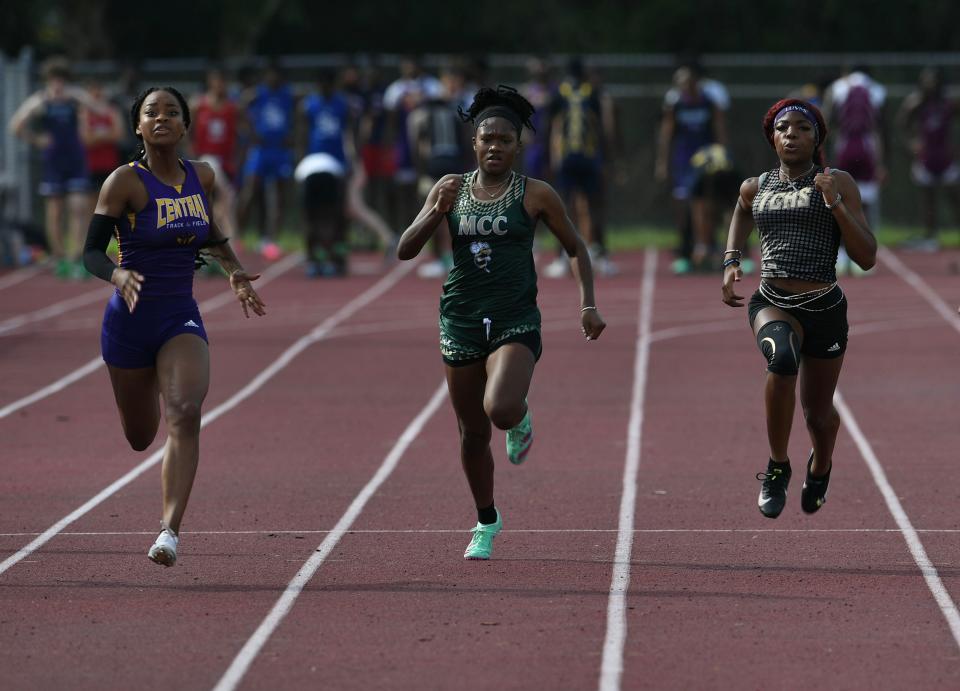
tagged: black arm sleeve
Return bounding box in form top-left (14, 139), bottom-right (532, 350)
top-left (82, 214), bottom-right (119, 283)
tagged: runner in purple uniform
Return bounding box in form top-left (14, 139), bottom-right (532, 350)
top-left (82, 87), bottom-right (266, 567)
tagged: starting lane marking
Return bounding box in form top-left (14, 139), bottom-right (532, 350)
top-left (835, 390), bottom-right (960, 649)
top-left (599, 248), bottom-right (656, 691)
top-left (0, 253), bottom-right (303, 420)
top-left (211, 382), bottom-right (448, 691)
top-left (0, 259), bottom-right (415, 577)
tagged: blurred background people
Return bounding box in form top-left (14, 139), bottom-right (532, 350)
top-left (655, 63), bottom-right (727, 274)
top-left (190, 66), bottom-right (241, 247)
top-left (8, 56), bottom-right (98, 278)
top-left (543, 57), bottom-right (612, 278)
top-left (238, 61), bottom-right (295, 261)
top-left (823, 65), bottom-right (886, 273)
top-left (896, 66), bottom-right (960, 251)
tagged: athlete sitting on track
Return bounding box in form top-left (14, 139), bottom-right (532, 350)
top-left (397, 85), bottom-right (606, 560)
top-left (83, 87), bottom-right (266, 567)
top-left (721, 98), bottom-right (876, 519)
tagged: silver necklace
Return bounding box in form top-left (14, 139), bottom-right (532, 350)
top-left (473, 172), bottom-right (512, 199)
top-left (779, 163), bottom-right (815, 191)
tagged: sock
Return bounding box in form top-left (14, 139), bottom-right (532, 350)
top-left (477, 503), bottom-right (498, 525)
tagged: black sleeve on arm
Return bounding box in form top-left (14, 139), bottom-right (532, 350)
top-left (83, 213), bottom-right (119, 283)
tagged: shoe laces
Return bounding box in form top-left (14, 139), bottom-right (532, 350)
top-left (756, 468), bottom-right (788, 484)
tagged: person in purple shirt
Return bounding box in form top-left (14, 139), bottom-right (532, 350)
top-left (82, 87), bottom-right (266, 568)
top-left (897, 67), bottom-right (960, 250)
top-left (655, 65), bottom-right (727, 274)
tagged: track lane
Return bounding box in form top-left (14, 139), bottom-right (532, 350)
top-left (618, 258), bottom-right (960, 689)
top-left (222, 254), bottom-right (647, 690)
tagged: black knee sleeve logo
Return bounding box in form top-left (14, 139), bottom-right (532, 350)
top-left (757, 321), bottom-right (799, 376)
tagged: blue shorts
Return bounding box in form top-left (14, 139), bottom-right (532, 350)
top-left (100, 293), bottom-right (208, 369)
top-left (243, 147), bottom-right (293, 181)
top-left (39, 151), bottom-right (90, 197)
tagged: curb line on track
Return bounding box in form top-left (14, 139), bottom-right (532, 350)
top-left (878, 247), bottom-right (960, 336)
top-left (0, 286), bottom-right (110, 337)
top-left (599, 248), bottom-right (657, 691)
top-left (0, 253), bottom-right (303, 420)
top-left (211, 382), bottom-right (449, 691)
top-left (0, 258), bottom-right (414, 577)
top-left (835, 390), bottom-right (960, 649)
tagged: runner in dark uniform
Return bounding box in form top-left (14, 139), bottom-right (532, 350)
top-left (397, 86), bottom-right (606, 560)
top-left (721, 99), bottom-right (876, 519)
top-left (9, 57), bottom-right (97, 278)
top-left (82, 87), bottom-right (266, 567)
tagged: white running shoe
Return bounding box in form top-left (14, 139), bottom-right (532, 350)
top-left (543, 256), bottom-right (569, 278)
top-left (594, 256), bottom-right (619, 277)
top-left (148, 528), bottom-right (179, 567)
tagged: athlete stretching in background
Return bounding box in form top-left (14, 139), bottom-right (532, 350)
top-left (397, 86), bottom-right (605, 560)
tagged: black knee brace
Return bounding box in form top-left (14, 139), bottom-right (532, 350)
top-left (756, 320), bottom-right (800, 376)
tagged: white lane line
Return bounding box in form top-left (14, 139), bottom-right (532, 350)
top-left (599, 248), bottom-right (656, 691)
top-left (212, 382), bottom-right (448, 691)
top-left (0, 287), bottom-right (110, 337)
top-left (0, 264), bottom-right (43, 291)
top-left (0, 253), bottom-right (303, 420)
top-left (867, 247), bottom-right (960, 648)
top-left (878, 246), bottom-right (960, 335)
top-left (4, 528), bottom-right (959, 537)
top-left (0, 260), bottom-right (414, 577)
top-left (835, 389), bottom-right (960, 649)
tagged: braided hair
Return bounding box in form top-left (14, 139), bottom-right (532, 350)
top-left (762, 98), bottom-right (828, 166)
top-left (458, 85), bottom-right (536, 138)
top-left (129, 86), bottom-right (191, 162)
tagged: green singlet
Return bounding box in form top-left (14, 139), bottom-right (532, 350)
top-left (438, 170), bottom-right (542, 365)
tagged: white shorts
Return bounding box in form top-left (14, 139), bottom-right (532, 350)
top-left (911, 161), bottom-right (960, 187)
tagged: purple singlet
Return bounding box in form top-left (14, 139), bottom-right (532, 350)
top-left (117, 159), bottom-right (211, 299)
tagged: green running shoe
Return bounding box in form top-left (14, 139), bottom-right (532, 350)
top-left (463, 510), bottom-right (502, 560)
top-left (505, 405), bottom-right (533, 465)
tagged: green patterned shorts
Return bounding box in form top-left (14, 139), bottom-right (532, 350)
top-left (439, 313), bottom-right (542, 367)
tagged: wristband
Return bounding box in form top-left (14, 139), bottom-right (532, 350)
top-left (722, 257), bottom-right (741, 269)
top-left (580, 306), bottom-right (598, 313)
top-left (825, 193), bottom-right (843, 210)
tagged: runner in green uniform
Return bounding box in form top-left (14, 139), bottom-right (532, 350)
top-left (398, 86), bottom-right (606, 560)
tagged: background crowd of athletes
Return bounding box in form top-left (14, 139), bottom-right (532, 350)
top-left (7, 53), bottom-right (960, 280)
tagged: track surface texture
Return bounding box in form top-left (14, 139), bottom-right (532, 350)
top-left (1, 248), bottom-right (958, 690)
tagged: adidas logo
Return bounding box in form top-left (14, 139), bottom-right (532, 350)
top-left (184, 319), bottom-right (199, 328)
top-left (826, 342), bottom-right (840, 352)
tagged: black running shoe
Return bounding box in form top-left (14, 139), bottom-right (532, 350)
top-left (801, 451), bottom-right (831, 514)
top-left (757, 459), bottom-right (792, 519)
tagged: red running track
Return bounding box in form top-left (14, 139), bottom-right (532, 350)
top-left (0, 248), bottom-right (959, 690)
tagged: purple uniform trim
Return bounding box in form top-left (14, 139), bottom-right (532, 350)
top-left (117, 159), bottom-right (211, 299)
